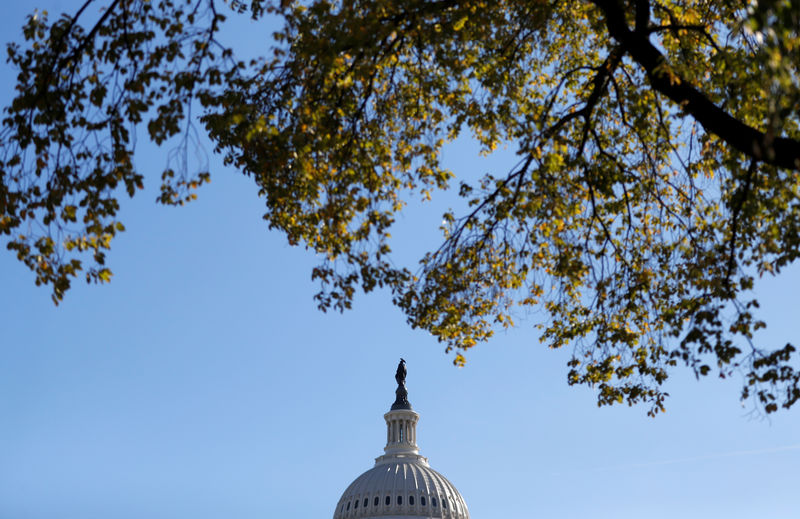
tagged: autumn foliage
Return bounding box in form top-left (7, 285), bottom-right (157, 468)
top-left (3, 0), bottom-right (800, 414)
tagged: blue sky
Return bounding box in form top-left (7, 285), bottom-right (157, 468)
top-left (1, 3), bottom-right (800, 519)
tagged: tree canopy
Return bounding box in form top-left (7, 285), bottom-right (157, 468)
top-left (3, 0), bottom-right (800, 415)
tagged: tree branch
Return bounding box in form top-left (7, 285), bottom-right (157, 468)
top-left (591, 0), bottom-right (800, 170)
top-left (724, 159), bottom-right (757, 294)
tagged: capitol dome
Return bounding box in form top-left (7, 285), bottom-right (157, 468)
top-left (333, 360), bottom-right (470, 519)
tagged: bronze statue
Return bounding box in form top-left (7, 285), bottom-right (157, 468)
top-left (392, 358), bottom-right (411, 410)
top-left (395, 358), bottom-right (406, 386)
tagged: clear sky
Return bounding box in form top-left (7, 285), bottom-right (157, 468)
top-left (1, 3), bottom-right (800, 519)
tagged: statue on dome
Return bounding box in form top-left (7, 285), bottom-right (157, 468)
top-left (392, 358), bottom-right (411, 410)
top-left (395, 358), bottom-right (407, 386)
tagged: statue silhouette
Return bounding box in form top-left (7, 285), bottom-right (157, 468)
top-left (391, 358), bottom-right (411, 410)
top-left (395, 358), bottom-right (406, 386)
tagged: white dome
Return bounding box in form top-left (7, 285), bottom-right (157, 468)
top-left (333, 362), bottom-right (469, 519)
top-left (334, 460), bottom-right (469, 519)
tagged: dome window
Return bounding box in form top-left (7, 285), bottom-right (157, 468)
top-left (432, 497), bottom-right (438, 507)
top-left (409, 495), bottom-right (415, 505)
top-left (397, 495), bottom-right (403, 505)
top-left (354, 499), bottom-right (358, 509)
top-left (385, 496), bottom-right (391, 506)
top-left (421, 496), bottom-right (427, 506)
top-left (374, 497), bottom-right (379, 507)
top-left (363, 498), bottom-right (368, 508)
top-left (443, 498), bottom-right (448, 509)
top-left (346, 502), bottom-right (350, 511)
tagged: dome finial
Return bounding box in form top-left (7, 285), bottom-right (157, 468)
top-left (391, 358), bottom-right (411, 410)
